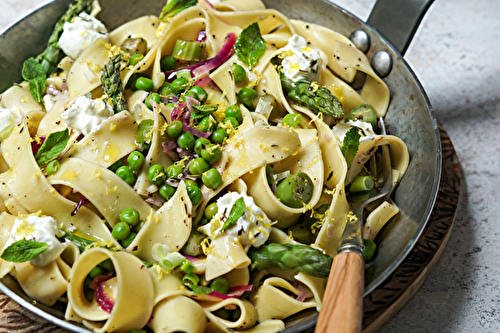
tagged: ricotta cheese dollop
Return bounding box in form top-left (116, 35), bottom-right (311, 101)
top-left (61, 96), bottom-right (114, 135)
top-left (58, 12), bottom-right (109, 60)
top-left (4, 215), bottom-right (65, 267)
top-left (198, 192), bottom-right (273, 249)
top-left (0, 106), bottom-right (22, 142)
top-left (278, 34), bottom-right (322, 82)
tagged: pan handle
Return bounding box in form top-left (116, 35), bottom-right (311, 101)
top-left (367, 0), bottom-right (435, 55)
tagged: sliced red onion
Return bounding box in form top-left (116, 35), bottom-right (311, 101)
top-left (89, 275), bottom-right (112, 290)
top-left (165, 33), bottom-right (237, 82)
top-left (162, 140), bottom-right (178, 153)
top-left (31, 136), bottom-right (46, 155)
top-left (207, 285), bottom-right (253, 300)
top-left (171, 102), bottom-right (187, 121)
top-left (184, 255), bottom-right (198, 262)
top-left (196, 30), bottom-right (207, 42)
top-left (183, 124), bottom-right (212, 139)
top-left (194, 76), bottom-right (221, 91)
top-left (146, 197), bottom-right (163, 207)
top-left (295, 283), bottom-right (307, 302)
top-left (94, 276), bottom-right (115, 314)
top-left (200, 0), bottom-right (216, 10)
top-left (71, 195), bottom-right (90, 216)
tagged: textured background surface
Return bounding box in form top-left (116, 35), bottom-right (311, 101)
top-left (1, 0), bottom-right (499, 331)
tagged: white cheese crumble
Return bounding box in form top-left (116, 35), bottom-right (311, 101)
top-left (332, 120), bottom-right (376, 143)
top-left (61, 96), bottom-right (114, 135)
top-left (4, 215), bottom-right (64, 267)
top-left (43, 94), bottom-right (56, 112)
top-left (0, 106), bottom-right (22, 141)
top-left (198, 192), bottom-right (273, 249)
top-left (278, 35), bottom-right (322, 82)
top-left (58, 12), bottom-right (109, 60)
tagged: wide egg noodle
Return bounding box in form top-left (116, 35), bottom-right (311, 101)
top-left (0, 122), bottom-right (116, 243)
top-left (108, 15), bottom-right (160, 50)
top-left (201, 298), bottom-right (257, 330)
top-left (127, 181), bottom-right (192, 262)
top-left (68, 248), bottom-right (154, 333)
top-left (294, 272), bottom-right (326, 311)
top-left (0, 212), bottom-right (17, 277)
top-left (364, 200), bottom-right (400, 241)
top-left (204, 235), bottom-right (251, 281)
top-left (208, 0), bottom-right (266, 12)
top-left (149, 296), bottom-right (208, 333)
top-left (48, 157), bottom-right (152, 228)
top-left (243, 128), bottom-right (324, 228)
top-left (37, 93), bottom-right (71, 136)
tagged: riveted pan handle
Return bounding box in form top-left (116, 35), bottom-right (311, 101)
top-left (367, 0), bottom-right (435, 55)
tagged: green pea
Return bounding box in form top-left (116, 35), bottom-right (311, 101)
top-left (148, 164), bottom-right (166, 185)
top-left (160, 55), bottom-right (176, 72)
top-left (46, 160), bottom-right (60, 175)
top-left (121, 232), bottom-right (137, 248)
top-left (88, 266), bottom-right (105, 279)
top-left (202, 168), bottom-right (223, 189)
top-left (210, 128), bottom-right (228, 144)
top-left (283, 113), bottom-right (303, 128)
top-left (177, 131), bottom-right (195, 151)
top-left (135, 220), bottom-right (146, 233)
top-left (209, 276), bottom-right (229, 294)
top-left (184, 91), bottom-right (198, 101)
top-left (171, 77), bottom-right (190, 95)
top-left (158, 82), bottom-right (173, 96)
top-left (197, 115), bottom-right (217, 133)
top-left (145, 93), bottom-right (161, 110)
top-left (98, 259), bottom-right (114, 273)
top-left (204, 202), bottom-right (218, 220)
top-left (201, 143), bottom-right (222, 163)
top-left (189, 157), bottom-right (210, 176)
top-left (194, 137), bottom-right (211, 156)
top-left (129, 53), bottom-right (144, 66)
top-left (159, 184), bottom-right (176, 201)
top-left (184, 179), bottom-right (198, 188)
top-left (186, 185), bottom-right (202, 205)
top-left (224, 105), bottom-right (242, 124)
top-left (109, 159), bottom-right (123, 172)
top-left (126, 73), bottom-right (140, 91)
top-left (135, 77), bottom-right (154, 92)
top-left (166, 120), bottom-right (184, 138)
top-left (188, 85), bottom-right (208, 103)
top-left (274, 172), bottom-right (314, 208)
top-left (237, 87), bottom-right (257, 110)
top-left (127, 151), bottom-right (145, 171)
top-left (223, 116), bottom-right (239, 129)
top-left (166, 164), bottom-right (184, 179)
top-left (136, 119), bottom-right (154, 147)
top-left (116, 166), bottom-right (137, 186)
top-left (266, 165), bottom-right (276, 188)
top-left (119, 208), bottom-right (141, 226)
top-left (231, 63), bottom-right (246, 83)
top-left (112, 222), bottom-right (131, 240)
top-left (364, 239), bottom-right (377, 261)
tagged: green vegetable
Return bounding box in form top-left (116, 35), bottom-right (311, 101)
top-left (177, 131), bottom-right (196, 151)
top-left (35, 0), bottom-right (93, 75)
top-left (181, 230), bottom-right (206, 257)
top-left (237, 87), bottom-right (258, 110)
top-left (119, 208), bottom-right (141, 226)
top-left (204, 202), bottom-right (218, 220)
top-left (283, 113), bottom-right (303, 128)
top-left (274, 172), bottom-right (314, 208)
top-left (231, 63), bottom-right (247, 83)
top-left (34, 128), bottom-right (69, 167)
top-left (341, 127), bottom-right (361, 168)
top-left (129, 53), bottom-right (144, 66)
top-left (189, 85), bottom-right (208, 103)
top-left (194, 137), bottom-right (211, 156)
top-left (58, 230), bottom-right (95, 253)
top-left (210, 128), bottom-right (228, 144)
top-left (181, 260), bottom-right (196, 274)
top-left (166, 120), bottom-right (184, 138)
top-left (112, 222), bottom-right (131, 240)
top-left (364, 239), bottom-right (376, 261)
top-left (287, 224), bottom-right (312, 244)
top-left (159, 0), bottom-right (198, 22)
top-left (159, 252), bottom-right (186, 270)
top-left (248, 243), bottom-right (333, 278)
top-left (127, 151), bottom-right (145, 171)
top-left (344, 104), bottom-right (377, 129)
top-left (191, 105), bottom-right (218, 120)
top-left (1, 239), bottom-right (49, 263)
top-left (22, 58), bottom-right (46, 103)
top-left (116, 166), bottom-right (137, 186)
top-left (171, 77), bottom-right (191, 95)
top-left (350, 175), bottom-right (374, 193)
top-left (159, 184), bottom-right (176, 200)
top-left (108, 159), bottom-right (123, 172)
top-left (89, 266), bottom-right (106, 279)
top-left (202, 168), bottom-right (222, 189)
top-left (160, 55), bottom-right (177, 71)
top-left (234, 22), bottom-right (266, 69)
top-left (279, 74), bottom-right (344, 118)
top-left (225, 105), bottom-right (243, 124)
top-left (223, 117), bottom-right (239, 129)
top-left (195, 115), bottom-right (217, 132)
top-left (266, 165), bottom-right (276, 188)
top-left (186, 184), bottom-right (202, 205)
top-left (148, 164), bottom-right (166, 185)
top-left (188, 158), bottom-right (210, 176)
top-left (166, 164), bottom-right (183, 179)
top-left (201, 144), bottom-right (222, 163)
top-left (145, 93), bottom-right (161, 110)
top-left (158, 82), bottom-right (173, 96)
top-left (45, 160), bottom-right (60, 176)
top-left (121, 232), bottom-right (137, 248)
top-left (210, 277), bottom-right (229, 294)
top-left (101, 53), bottom-right (128, 113)
top-left (135, 77), bottom-right (154, 92)
top-left (171, 40), bottom-right (206, 61)
top-left (136, 119), bottom-right (154, 148)
top-left (221, 197), bottom-right (246, 231)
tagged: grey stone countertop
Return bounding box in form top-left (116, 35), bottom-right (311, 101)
top-left (1, 0), bottom-right (499, 332)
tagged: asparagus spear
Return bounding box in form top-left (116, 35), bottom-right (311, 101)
top-left (248, 243), bottom-right (333, 278)
top-left (101, 53), bottom-right (128, 113)
top-left (280, 74), bottom-right (344, 118)
top-left (36, 0), bottom-right (94, 76)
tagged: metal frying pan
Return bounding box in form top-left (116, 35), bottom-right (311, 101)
top-left (0, 0), bottom-right (440, 331)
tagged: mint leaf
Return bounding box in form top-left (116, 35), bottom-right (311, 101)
top-left (22, 57), bottom-right (47, 103)
top-left (58, 230), bottom-right (95, 253)
top-left (34, 128), bottom-right (69, 167)
top-left (342, 127), bottom-right (361, 168)
top-left (159, 0), bottom-right (198, 22)
top-left (221, 197), bottom-right (246, 231)
top-left (191, 104), bottom-right (218, 119)
top-left (1, 239), bottom-right (49, 263)
top-left (234, 22), bottom-right (266, 70)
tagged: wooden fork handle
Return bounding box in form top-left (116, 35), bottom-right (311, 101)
top-left (316, 251), bottom-right (364, 333)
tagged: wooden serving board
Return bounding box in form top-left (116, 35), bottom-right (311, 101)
top-left (0, 125), bottom-right (460, 332)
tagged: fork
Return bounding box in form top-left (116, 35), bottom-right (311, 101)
top-left (316, 118), bottom-right (392, 333)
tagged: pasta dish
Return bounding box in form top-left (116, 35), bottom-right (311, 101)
top-left (0, 0), bottom-right (409, 332)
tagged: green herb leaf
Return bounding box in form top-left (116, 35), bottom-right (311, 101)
top-left (35, 128), bottom-right (69, 167)
top-left (159, 0), bottom-right (198, 21)
top-left (58, 230), bottom-right (95, 253)
top-left (342, 127), bottom-right (361, 168)
top-left (21, 58), bottom-right (47, 103)
top-left (221, 197), bottom-right (246, 231)
top-left (1, 239), bottom-right (49, 263)
top-left (191, 104), bottom-right (218, 119)
top-left (234, 22), bottom-right (266, 70)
